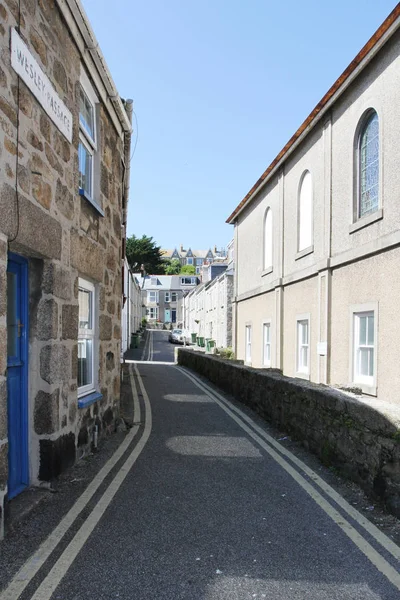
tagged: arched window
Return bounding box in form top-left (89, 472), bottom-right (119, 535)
top-left (298, 171), bottom-right (312, 252)
top-left (358, 111), bottom-right (379, 219)
top-left (263, 208), bottom-right (272, 270)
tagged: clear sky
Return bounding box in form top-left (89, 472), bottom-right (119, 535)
top-left (82, 0), bottom-right (397, 253)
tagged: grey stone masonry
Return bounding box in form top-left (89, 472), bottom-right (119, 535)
top-left (178, 349), bottom-right (400, 518)
top-left (0, 0), bottom-right (130, 524)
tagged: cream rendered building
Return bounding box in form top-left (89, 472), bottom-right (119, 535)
top-left (228, 6), bottom-right (400, 403)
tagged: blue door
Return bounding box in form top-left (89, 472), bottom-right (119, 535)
top-left (7, 253), bottom-right (29, 499)
top-left (164, 309), bottom-right (171, 323)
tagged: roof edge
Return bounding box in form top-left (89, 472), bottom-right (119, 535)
top-left (226, 5), bottom-right (400, 224)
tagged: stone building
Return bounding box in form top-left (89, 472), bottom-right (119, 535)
top-left (0, 0), bottom-right (132, 535)
top-left (228, 7), bottom-right (400, 403)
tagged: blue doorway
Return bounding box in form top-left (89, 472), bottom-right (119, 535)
top-left (7, 253), bottom-right (29, 499)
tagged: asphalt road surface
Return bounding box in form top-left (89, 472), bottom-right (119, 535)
top-left (139, 328), bottom-right (181, 363)
top-left (1, 364), bottom-right (400, 600)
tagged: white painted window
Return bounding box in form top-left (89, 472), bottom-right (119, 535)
top-left (171, 292), bottom-right (177, 302)
top-left (196, 258), bottom-right (204, 265)
top-left (245, 325), bottom-right (252, 363)
top-left (353, 311), bottom-right (375, 386)
top-left (181, 277), bottom-right (197, 285)
top-left (298, 171), bottom-right (313, 252)
top-left (297, 318), bottom-right (309, 375)
top-left (148, 291), bottom-right (158, 303)
top-left (165, 292), bottom-right (171, 302)
top-left (263, 322), bottom-right (271, 367)
top-left (263, 208), bottom-right (273, 270)
top-left (187, 257), bottom-right (193, 265)
top-left (146, 307), bottom-right (158, 320)
top-left (78, 70), bottom-right (99, 208)
top-left (150, 277), bottom-right (158, 285)
top-left (358, 111), bottom-right (379, 219)
top-left (78, 278), bottom-right (96, 397)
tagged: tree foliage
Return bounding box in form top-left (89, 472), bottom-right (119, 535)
top-left (164, 259), bottom-right (181, 275)
top-left (180, 264), bottom-right (196, 275)
top-left (126, 234), bottom-right (166, 274)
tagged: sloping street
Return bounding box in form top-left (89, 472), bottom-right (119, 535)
top-left (1, 361), bottom-right (399, 600)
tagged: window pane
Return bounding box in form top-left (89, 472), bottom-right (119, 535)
top-left (367, 315), bottom-right (374, 345)
top-left (78, 142), bottom-right (92, 197)
top-left (79, 288), bottom-right (92, 329)
top-left (7, 271), bottom-right (18, 357)
top-left (264, 209), bottom-right (272, 269)
top-left (302, 322), bottom-right (308, 345)
top-left (78, 339), bottom-right (93, 387)
top-left (358, 316), bottom-right (367, 346)
top-left (299, 171), bottom-right (312, 251)
top-left (79, 88), bottom-right (94, 140)
top-left (359, 112), bottom-right (379, 218)
top-left (359, 348), bottom-right (369, 376)
top-left (369, 348), bottom-right (374, 376)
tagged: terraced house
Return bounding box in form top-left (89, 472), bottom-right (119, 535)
top-left (0, 0), bottom-right (132, 535)
top-left (228, 6), bottom-right (400, 403)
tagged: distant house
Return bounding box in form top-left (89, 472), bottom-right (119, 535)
top-left (135, 274), bottom-right (200, 326)
top-left (183, 243), bottom-right (234, 348)
top-left (162, 245), bottom-right (227, 275)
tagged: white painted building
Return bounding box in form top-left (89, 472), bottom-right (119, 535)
top-left (122, 260), bottom-right (143, 354)
top-left (184, 258), bottom-right (234, 349)
top-left (228, 7), bottom-right (400, 405)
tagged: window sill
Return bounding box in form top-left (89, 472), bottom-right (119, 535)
top-left (79, 188), bottom-right (105, 217)
top-left (349, 209), bottom-right (383, 234)
top-left (295, 245), bottom-right (314, 261)
top-left (261, 266), bottom-right (273, 277)
top-left (78, 391), bottom-right (103, 409)
top-left (295, 371), bottom-right (310, 381)
top-left (353, 382), bottom-right (377, 397)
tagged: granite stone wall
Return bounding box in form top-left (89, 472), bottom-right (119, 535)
top-left (0, 0), bottom-right (125, 520)
top-left (178, 349), bottom-right (400, 517)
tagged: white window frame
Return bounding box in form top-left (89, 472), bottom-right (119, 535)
top-left (146, 306), bottom-right (159, 320)
top-left (187, 257), bottom-right (193, 265)
top-left (245, 324), bottom-right (252, 364)
top-left (78, 278), bottom-right (96, 398)
top-left (148, 290), bottom-right (159, 303)
top-left (79, 70), bottom-right (103, 215)
top-left (262, 320), bottom-right (272, 367)
top-left (164, 291), bottom-right (171, 302)
top-left (297, 171), bottom-right (313, 255)
top-left (171, 292), bottom-right (177, 302)
top-left (349, 303), bottom-right (378, 395)
top-left (263, 208), bottom-right (273, 273)
top-left (296, 314), bottom-right (310, 378)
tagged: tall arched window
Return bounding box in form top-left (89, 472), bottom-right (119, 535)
top-left (358, 111), bottom-right (379, 219)
top-left (263, 208), bottom-right (272, 270)
top-left (298, 171), bottom-right (312, 252)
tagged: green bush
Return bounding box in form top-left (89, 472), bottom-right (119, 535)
top-left (216, 347), bottom-right (235, 360)
top-left (141, 317), bottom-right (148, 328)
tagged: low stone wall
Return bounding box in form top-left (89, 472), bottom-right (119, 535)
top-left (178, 349), bottom-right (400, 516)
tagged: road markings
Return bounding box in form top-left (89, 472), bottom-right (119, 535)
top-left (177, 366), bottom-right (400, 591)
top-left (28, 365), bottom-right (152, 600)
top-left (0, 366), bottom-right (147, 600)
top-left (140, 329), bottom-right (150, 361)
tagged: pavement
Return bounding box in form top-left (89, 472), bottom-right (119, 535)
top-left (0, 334), bottom-right (400, 599)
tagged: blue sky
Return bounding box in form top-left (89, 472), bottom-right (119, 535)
top-left (82, 0), bottom-right (396, 252)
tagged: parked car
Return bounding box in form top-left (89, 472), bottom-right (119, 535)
top-left (168, 329), bottom-right (187, 344)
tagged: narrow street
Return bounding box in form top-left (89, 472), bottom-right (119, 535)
top-left (0, 355), bottom-right (399, 599)
top-left (125, 328), bottom-right (182, 363)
